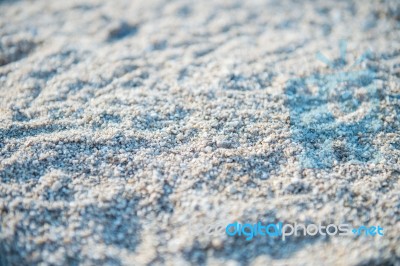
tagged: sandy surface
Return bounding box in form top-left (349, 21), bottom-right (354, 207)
top-left (0, 0), bottom-right (399, 265)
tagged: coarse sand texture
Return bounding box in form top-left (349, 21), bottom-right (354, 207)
top-left (0, 0), bottom-right (399, 265)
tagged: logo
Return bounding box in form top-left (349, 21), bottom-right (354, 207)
top-left (189, 221), bottom-right (385, 241)
top-left (284, 40), bottom-right (382, 168)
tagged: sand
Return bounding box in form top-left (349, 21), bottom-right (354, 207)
top-left (0, 0), bottom-right (399, 265)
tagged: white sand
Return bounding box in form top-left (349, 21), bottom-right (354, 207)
top-left (0, 0), bottom-right (399, 265)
